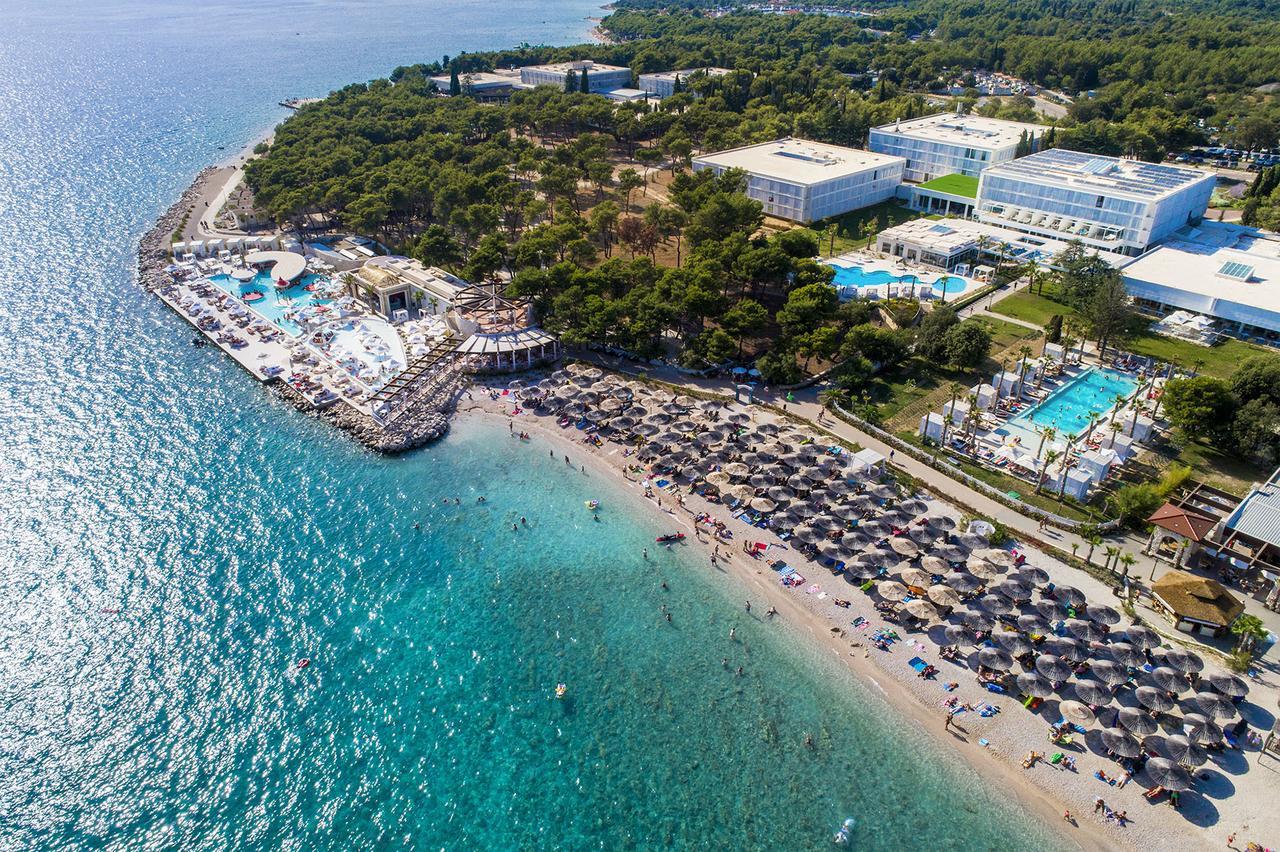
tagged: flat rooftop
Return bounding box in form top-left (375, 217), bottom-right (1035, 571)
top-left (984, 148), bottom-right (1214, 202)
top-left (429, 69), bottom-right (524, 91)
top-left (1121, 221), bottom-right (1280, 317)
top-left (872, 113), bottom-right (1048, 150)
top-left (640, 67), bottom-right (733, 82)
top-left (693, 138), bottom-right (903, 186)
top-left (879, 217), bottom-right (1129, 266)
top-left (522, 60), bottom-right (629, 74)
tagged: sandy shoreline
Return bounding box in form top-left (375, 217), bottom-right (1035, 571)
top-left (453, 391), bottom-right (1145, 852)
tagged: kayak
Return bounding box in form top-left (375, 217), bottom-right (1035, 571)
top-left (656, 532), bottom-right (685, 543)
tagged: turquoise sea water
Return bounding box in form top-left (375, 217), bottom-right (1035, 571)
top-left (0, 1), bottom-right (1066, 847)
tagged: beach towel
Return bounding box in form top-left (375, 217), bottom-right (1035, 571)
top-left (908, 657), bottom-right (927, 672)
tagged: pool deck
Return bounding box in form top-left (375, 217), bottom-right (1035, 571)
top-left (825, 250), bottom-right (977, 299)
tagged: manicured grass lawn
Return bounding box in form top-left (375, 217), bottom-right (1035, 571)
top-left (916, 173), bottom-right (979, 198)
top-left (989, 287), bottom-right (1280, 379)
top-left (803, 202), bottom-right (928, 256)
top-left (988, 287), bottom-right (1075, 328)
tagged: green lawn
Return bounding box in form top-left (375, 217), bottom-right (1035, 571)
top-left (916, 173), bottom-right (979, 199)
top-left (989, 287), bottom-right (1280, 379)
top-left (803, 201), bottom-right (927, 256)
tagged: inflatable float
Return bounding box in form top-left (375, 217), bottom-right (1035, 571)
top-left (584, 500), bottom-right (600, 510)
top-left (656, 532), bottom-right (685, 543)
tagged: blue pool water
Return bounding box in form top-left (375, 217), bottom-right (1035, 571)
top-left (0, 0), bottom-right (1066, 847)
top-left (826, 263), bottom-right (970, 298)
top-left (1009, 368), bottom-right (1139, 438)
top-left (209, 271), bottom-right (332, 335)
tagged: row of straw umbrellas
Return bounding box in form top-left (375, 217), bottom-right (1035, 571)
top-left (521, 366), bottom-right (1250, 794)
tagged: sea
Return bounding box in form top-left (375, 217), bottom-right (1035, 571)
top-left (0, 1), bottom-right (1065, 847)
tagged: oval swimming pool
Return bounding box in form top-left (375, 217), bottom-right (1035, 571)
top-left (825, 264), bottom-right (971, 298)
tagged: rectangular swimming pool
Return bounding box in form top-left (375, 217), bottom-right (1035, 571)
top-left (824, 263), bottom-right (972, 299)
top-left (1006, 368), bottom-right (1139, 439)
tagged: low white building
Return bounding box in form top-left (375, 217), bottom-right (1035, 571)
top-left (637, 67), bottom-right (732, 98)
top-left (1120, 220), bottom-right (1280, 344)
top-left (869, 112), bottom-right (1048, 183)
top-left (874, 216), bottom-right (1128, 272)
top-left (602, 87), bottom-right (652, 103)
top-left (429, 69), bottom-right (526, 100)
top-left (519, 60), bottom-right (631, 93)
top-left (976, 148), bottom-right (1216, 256)
top-left (691, 138), bottom-right (905, 223)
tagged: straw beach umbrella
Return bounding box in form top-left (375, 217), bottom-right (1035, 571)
top-left (1017, 613), bottom-right (1051, 634)
top-left (1066, 619), bottom-right (1104, 643)
top-left (1035, 655), bottom-right (1073, 682)
top-left (1119, 625), bottom-right (1160, 649)
top-left (1017, 672), bottom-right (1054, 698)
top-left (944, 624), bottom-right (978, 647)
top-left (1090, 659), bottom-right (1129, 687)
top-left (963, 611), bottom-right (995, 632)
top-left (1060, 700), bottom-right (1096, 726)
top-left (1144, 757), bottom-right (1192, 791)
top-left (992, 632), bottom-right (1031, 655)
top-left (899, 567), bottom-right (932, 588)
top-left (1073, 679), bottom-right (1113, 707)
top-left (1117, 707), bottom-right (1158, 736)
top-left (1162, 734), bottom-right (1209, 767)
top-left (977, 647), bottom-right (1014, 671)
top-left (978, 594), bottom-right (1012, 615)
top-left (1107, 642), bottom-right (1146, 668)
top-left (1149, 666), bottom-right (1189, 694)
top-left (1135, 685), bottom-right (1176, 713)
top-left (1085, 604), bottom-right (1121, 625)
top-left (1053, 586), bottom-right (1086, 607)
top-left (1164, 649), bottom-right (1204, 674)
top-left (1194, 692), bottom-right (1237, 720)
top-left (1044, 636), bottom-right (1085, 661)
top-left (889, 537), bottom-right (920, 559)
top-left (877, 580), bottom-right (909, 601)
top-left (1101, 729), bottom-right (1142, 758)
top-left (927, 585), bottom-right (962, 608)
top-left (924, 514), bottom-right (957, 531)
top-left (903, 599), bottom-right (938, 622)
top-left (945, 572), bottom-right (982, 594)
top-left (1205, 672), bottom-right (1249, 698)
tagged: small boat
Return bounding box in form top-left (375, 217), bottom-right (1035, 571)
top-left (833, 818), bottom-right (856, 845)
top-left (296, 658), bottom-right (310, 670)
top-left (555, 683), bottom-right (567, 699)
top-left (584, 500), bottom-right (600, 510)
top-left (656, 532), bottom-right (685, 543)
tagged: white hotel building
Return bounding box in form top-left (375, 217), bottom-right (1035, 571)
top-left (637, 67), bottom-right (732, 98)
top-left (869, 113), bottom-right (1048, 183)
top-left (691, 138), bottom-right (905, 223)
top-left (518, 60), bottom-right (632, 93)
top-left (975, 148), bottom-right (1216, 256)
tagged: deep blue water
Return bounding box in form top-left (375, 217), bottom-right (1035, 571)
top-left (0, 2), bottom-right (1066, 847)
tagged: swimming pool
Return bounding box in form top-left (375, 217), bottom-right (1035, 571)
top-left (208, 270), bottom-right (333, 336)
top-left (825, 264), bottom-right (971, 298)
top-left (1006, 368), bottom-right (1139, 439)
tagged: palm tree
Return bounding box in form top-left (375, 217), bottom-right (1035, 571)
top-left (1085, 534), bottom-right (1101, 564)
top-left (941, 381), bottom-right (965, 448)
top-left (1109, 420), bottom-right (1123, 448)
top-left (1035, 425), bottom-right (1056, 461)
top-left (1118, 552), bottom-right (1136, 580)
top-left (1026, 258), bottom-right (1040, 295)
top-left (1103, 545), bottom-right (1120, 573)
top-left (1036, 449), bottom-right (1059, 493)
top-left (1070, 542), bottom-right (1080, 559)
top-left (1231, 614), bottom-right (1268, 656)
top-left (1017, 345), bottom-right (1034, 381)
top-left (1055, 433), bottom-right (1076, 504)
top-left (1128, 400), bottom-right (1147, 437)
top-left (1108, 393), bottom-right (1127, 426)
top-left (818, 388), bottom-right (845, 410)
top-left (964, 393), bottom-right (981, 449)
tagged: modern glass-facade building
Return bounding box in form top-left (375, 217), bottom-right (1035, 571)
top-left (975, 149), bottom-right (1216, 256)
top-left (869, 113), bottom-right (1047, 183)
top-left (692, 138), bottom-right (905, 223)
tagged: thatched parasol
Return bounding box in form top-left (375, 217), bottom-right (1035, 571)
top-left (1089, 658), bottom-right (1129, 686)
top-left (1135, 684), bottom-right (1175, 713)
top-left (1117, 706), bottom-right (1158, 736)
top-left (1144, 757), bottom-right (1192, 791)
top-left (992, 632), bottom-right (1032, 655)
top-left (1161, 734), bottom-right (1209, 767)
top-left (1194, 691), bottom-right (1237, 720)
top-left (1035, 654), bottom-right (1073, 682)
top-left (1205, 672), bottom-right (1249, 698)
top-left (944, 624), bottom-right (978, 647)
top-left (1072, 679), bottom-right (1113, 707)
top-left (1107, 642), bottom-right (1146, 668)
top-left (977, 647), bottom-right (1015, 671)
top-left (927, 585), bottom-right (962, 608)
top-left (1059, 700), bottom-right (1096, 725)
top-left (889, 537), bottom-right (920, 558)
top-left (877, 580), bottom-right (909, 601)
top-left (903, 599), bottom-right (938, 621)
top-left (1100, 729), bottom-right (1142, 758)
top-left (1017, 672), bottom-right (1054, 698)
top-left (978, 594), bottom-right (1012, 615)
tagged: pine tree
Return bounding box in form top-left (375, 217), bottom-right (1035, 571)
top-left (672, 75), bottom-right (683, 95)
top-left (565, 69), bottom-right (578, 93)
top-left (580, 68), bottom-right (590, 94)
top-left (449, 67), bottom-right (461, 97)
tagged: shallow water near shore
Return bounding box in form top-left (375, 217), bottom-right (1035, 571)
top-left (1, 0), bottom-right (1064, 847)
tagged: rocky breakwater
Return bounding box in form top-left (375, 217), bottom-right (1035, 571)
top-left (272, 377), bottom-right (464, 454)
top-left (136, 167), bottom-right (216, 291)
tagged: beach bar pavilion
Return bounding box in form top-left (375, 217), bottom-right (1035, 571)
top-left (1150, 572), bottom-right (1245, 638)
